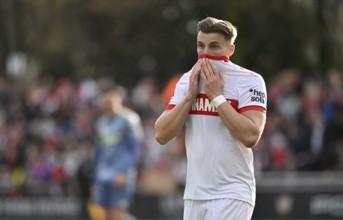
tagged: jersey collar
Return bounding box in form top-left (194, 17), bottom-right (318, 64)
top-left (198, 54), bottom-right (230, 62)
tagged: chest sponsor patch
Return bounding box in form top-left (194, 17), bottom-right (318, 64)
top-left (189, 94), bottom-right (237, 116)
top-left (190, 94), bottom-right (217, 115)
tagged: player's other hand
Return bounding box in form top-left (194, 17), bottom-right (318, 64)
top-left (201, 59), bottom-right (224, 100)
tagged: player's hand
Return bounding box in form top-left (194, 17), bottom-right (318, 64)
top-left (114, 173), bottom-right (127, 188)
top-left (187, 59), bottom-right (202, 99)
top-left (201, 59), bottom-right (224, 100)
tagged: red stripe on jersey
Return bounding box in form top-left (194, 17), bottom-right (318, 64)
top-left (229, 99), bottom-right (238, 111)
top-left (239, 105), bottom-right (266, 113)
top-left (166, 104), bottom-right (176, 110)
top-left (166, 97), bottom-right (265, 114)
top-left (198, 54), bottom-right (230, 62)
top-left (166, 95), bottom-right (240, 115)
top-left (189, 94), bottom-right (238, 116)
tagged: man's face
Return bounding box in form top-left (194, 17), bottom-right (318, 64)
top-left (197, 31), bottom-right (234, 57)
top-left (101, 92), bottom-right (122, 114)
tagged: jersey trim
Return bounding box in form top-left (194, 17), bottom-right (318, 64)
top-left (198, 54), bottom-right (230, 62)
top-left (239, 105), bottom-right (266, 113)
top-left (166, 104), bottom-right (176, 110)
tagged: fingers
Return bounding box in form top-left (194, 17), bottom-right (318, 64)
top-left (207, 59), bottom-right (220, 77)
top-left (188, 60), bottom-right (202, 98)
top-left (218, 70), bottom-right (223, 81)
top-left (194, 59), bottom-right (203, 73)
top-left (202, 59), bottom-right (210, 79)
top-left (200, 59), bottom-right (224, 99)
top-left (201, 59), bottom-right (219, 80)
top-left (201, 59), bottom-right (211, 81)
top-left (190, 59), bottom-right (202, 81)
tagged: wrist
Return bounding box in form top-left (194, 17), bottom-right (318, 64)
top-left (211, 95), bottom-right (227, 108)
top-left (185, 93), bottom-right (196, 103)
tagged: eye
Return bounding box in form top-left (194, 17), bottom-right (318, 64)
top-left (197, 43), bottom-right (204, 48)
top-left (210, 44), bottom-right (219, 49)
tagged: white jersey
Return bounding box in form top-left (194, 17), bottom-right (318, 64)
top-left (166, 56), bottom-right (267, 206)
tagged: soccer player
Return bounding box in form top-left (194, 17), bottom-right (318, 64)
top-left (155, 17), bottom-right (267, 220)
top-left (92, 85), bottom-right (140, 220)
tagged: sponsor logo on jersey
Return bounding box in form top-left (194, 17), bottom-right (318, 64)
top-left (250, 89), bottom-right (265, 103)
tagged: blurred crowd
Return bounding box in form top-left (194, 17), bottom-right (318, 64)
top-left (255, 68), bottom-right (343, 173)
top-left (0, 67), bottom-right (342, 199)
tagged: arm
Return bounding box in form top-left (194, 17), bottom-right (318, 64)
top-left (116, 122), bottom-right (141, 172)
top-left (155, 60), bottom-right (203, 145)
top-left (116, 139), bottom-right (140, 172)
top-left (155, 94), bottom-right (194, 145)
top-left (201, 59), bottom-right (266, 148)
top-left (113, 121), bottom-right (140, 188)
top-left (217, 104), bottom-right (266, 148)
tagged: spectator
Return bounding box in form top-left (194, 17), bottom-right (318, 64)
top-left (92, 85), bottom-right (141, 220)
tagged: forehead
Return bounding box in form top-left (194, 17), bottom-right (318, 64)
top-left (197, 31), bottom-right (227, 43)
top-left (102, 91), bottom-right (120, 100)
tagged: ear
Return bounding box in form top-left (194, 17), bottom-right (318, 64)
top-left (228, 44), bottom-right (235, 57)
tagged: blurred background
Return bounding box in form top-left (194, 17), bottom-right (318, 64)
top-left (0, 0), bottom-right (343, 219)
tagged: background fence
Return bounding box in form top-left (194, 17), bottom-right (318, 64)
top-left (1, 172), bottom-right (343, 220)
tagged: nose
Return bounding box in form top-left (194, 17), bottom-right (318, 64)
top-left (197, 46), bottom-right (209, 56)
top-left (203, 47), bottom-right (209, 54)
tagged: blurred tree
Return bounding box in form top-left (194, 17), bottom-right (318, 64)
top-left (0, 0), bottom-right (342, 87)
top-left (222, 1), bottom-right (320, 78)
top-left (316, 0), bottom-right (343, 74)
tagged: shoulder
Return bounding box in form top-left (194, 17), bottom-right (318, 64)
top-left (178, 70), bottom-right (192, 83)
top-left (117, 114), bottom-right (130, 125)
top-left (171, 70), bottom-right (192, 92)
top-left (120, 108), bottom-right (142, 126)
top-left (229, 62), bottom-right (265, 85)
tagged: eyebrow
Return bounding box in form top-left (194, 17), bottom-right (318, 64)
top-left (197, 40), bottom-right (220, 44)
top-left (197, 40), bottom-right (221, 44)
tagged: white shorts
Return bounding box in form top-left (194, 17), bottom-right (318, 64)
top-left (183, 198), bottom-right (254, 220)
